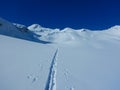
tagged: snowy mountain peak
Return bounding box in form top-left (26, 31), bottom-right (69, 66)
top-left (108, 25), bottom-right (120, 30)
top-left (28, 24), bottom-right (43, 30)
top-left (105, 25), bottom-right (120, 35)
top-left (62, 27), bottom-right (75, 31)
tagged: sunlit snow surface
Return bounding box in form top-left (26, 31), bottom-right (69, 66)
top-left (0, 18), bottom-right (120, 90)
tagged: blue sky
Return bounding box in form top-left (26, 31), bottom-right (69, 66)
top-left (0, 0), bottom-right (120, 30)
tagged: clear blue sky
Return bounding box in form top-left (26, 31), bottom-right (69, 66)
top-left (0, 0), bottom-right (120, 30)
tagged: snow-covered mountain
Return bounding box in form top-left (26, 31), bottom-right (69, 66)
top-left (0, 17), bottom-right (120, 90)
top-left (28, 24), bottom-right (120, 44)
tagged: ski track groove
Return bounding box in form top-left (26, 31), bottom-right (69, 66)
top-left (45, 48), bottom-right (58, 90)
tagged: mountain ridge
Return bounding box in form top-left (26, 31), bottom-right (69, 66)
top-left (0, 17), bottom-right (120, 44)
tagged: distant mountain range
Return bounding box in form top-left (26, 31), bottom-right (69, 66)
top-left (0, 17), bottom-right (120, 44)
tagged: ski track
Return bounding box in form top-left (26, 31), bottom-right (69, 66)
top-left (45, 48), bottom-right (58, 90)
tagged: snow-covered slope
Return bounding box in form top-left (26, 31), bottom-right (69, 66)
top-left (0, 18), bottom-right (49, 44)
top-left (0, 17), bottom-right (120, 90)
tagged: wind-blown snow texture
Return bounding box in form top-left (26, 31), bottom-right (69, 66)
top-left (0, 17), bottom-right (120, 90)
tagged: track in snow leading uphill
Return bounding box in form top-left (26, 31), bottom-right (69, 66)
top-left (45, 48), bottom-right (58, 90)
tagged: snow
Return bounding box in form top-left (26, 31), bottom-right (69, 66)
top-left (0, 17), bottom-right (120, 90)
top-left (0, 35), bottom-right (56, 90)
top-left (45, 48), bottom-right (58, 90)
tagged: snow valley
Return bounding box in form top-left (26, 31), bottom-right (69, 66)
top-left (0, 17), bottom-right (120, 90)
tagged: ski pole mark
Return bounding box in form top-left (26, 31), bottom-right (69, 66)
top-left (45, 48), bottom-right (58, 90)
top-left (32, 77), bottom-right (37, 83)
top-left (64, 69), bottom-right (69, 81)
